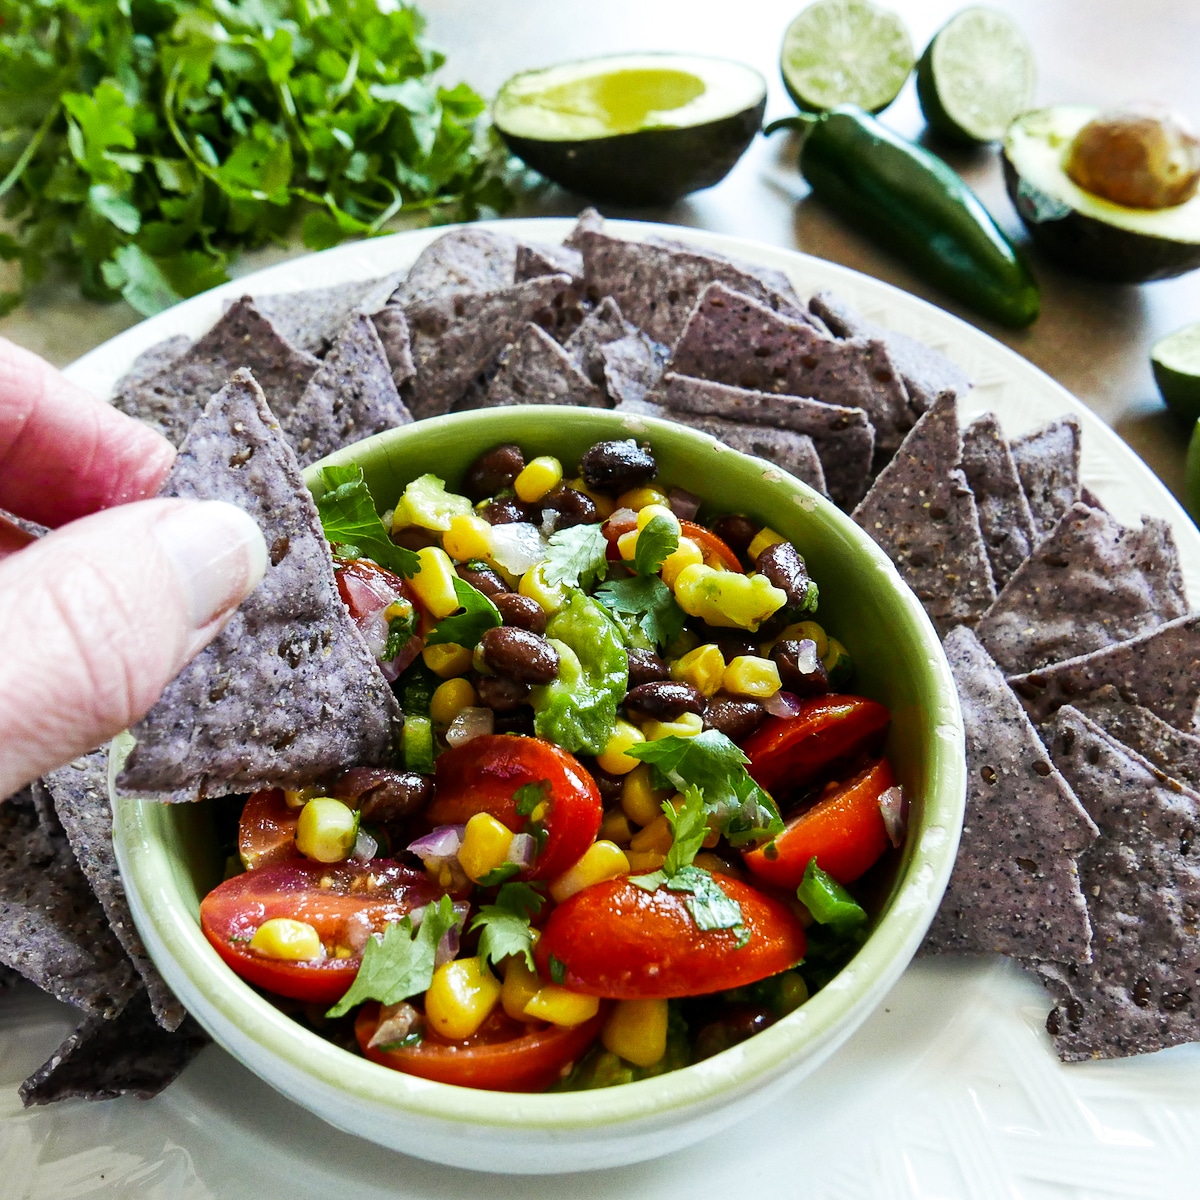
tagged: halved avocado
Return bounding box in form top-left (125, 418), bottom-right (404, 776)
top-left (493, 54), bottom-right (767, 205)
top-left (1003, 105), bottom-right (1200, 282)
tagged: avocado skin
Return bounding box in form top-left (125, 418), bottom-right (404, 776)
top-left (1002, 153), bottom-right (1200, 283)
top-left (497, 98), bottom-right (765, 205)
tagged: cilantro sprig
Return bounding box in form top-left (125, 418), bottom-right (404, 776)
top-left (469, 882), bottom-right (544, 972)
top-left (0, 0), bottom-right (515, 316)
top-left (594, 514), bottom-right (686, 653)
top-left (542, 523), bottom-right (609, 591)
top-left (424, 576), bottom-right (502, 649)
top-left (315, 464), bottom-right (420, 578)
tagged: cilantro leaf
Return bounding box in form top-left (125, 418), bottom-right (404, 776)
top-left (315, 465), bottom-right (420, 579)
top-left (424, 577), bottom-right (502, 648)
top-left (665, 867), bottom-right (748, 942)
top-left (594, 575), bottom-right (686, 652)
top-left (383, 602), bottom-right (418, 661)
top-left (470, 882), bottom-right (544, 971)
top-left (514, 781), bottom-right (550, 817)
top-left (633, 514), bottom-right (679, 577)
top-left (542, 523), bottom-right (609, 590)
top-left (628, 731), bottom-right (784, 847)
top-left (325, 895), bottom-right (459, 1018)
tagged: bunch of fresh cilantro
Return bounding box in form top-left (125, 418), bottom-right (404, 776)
top-left (0, 0), bottom-right (514, 316)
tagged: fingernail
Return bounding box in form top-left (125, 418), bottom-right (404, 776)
top-left (154, 501), bottom-right (268, 630)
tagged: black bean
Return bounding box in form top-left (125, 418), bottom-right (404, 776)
top-left (479, 626), bottom-right (559, 684)
top-left (694, 1005), bottom-right (776, 1061)
top-left (391, 526), bottom-right (439, 552)
top-left (709, 514), bottom-right (757, 561)
top-left (329, 768), bottom-right (432, 822)
top-left (493, 710), bottom-right (535, 737)
top-left (704, 695), bottom-right (766, 741)
top-left (481, 495), bottom-right (533, 526)
top-left (755, 541), bottom-right (812, 608)
top-left (697, 626), bottom-right (758, 662)
top-left (626, 648), bottom-right (671, 687)
top-left (624, 681), bottom-right (705, 722)
top-left (475, 675), bottom-right (531, 713)
top-left (588, 764), bottom-right (625, 805)
top-left (492, 592), bottom-right (547, 635)
top-left (464, 444), bottom-right (525, 501)
top-left (538, 484), bottom-right (598, 530)
top-left (579, 439), bottom-right (657, 494)
top-left (771, 639), bottom-right (829, 697)
top-left (455, 563), bottom-right (511, 597)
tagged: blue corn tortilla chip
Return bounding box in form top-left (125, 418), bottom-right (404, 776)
top-left (42, 751), bottom-right (186, 1031)
top-left (1008, 612), bottom-right (1200, 733)
top-left (284, 310), bottom-right (414, 467)
top-left (370, 301), bottom-right (417, 392)
top-left (976, 503), bottom-right (1188, 675)
top-left (1011, 416), bottom-right (1082, 538)
top-left (669, 283), bottom-right (913, 461)
top-left (600, 333), bottom-right (669, 409)
top-left (393, 228), bottom-right (521, 306)
top-left (1078, 686), bottom-right (1200, 791)
top-left (118, 369), bottom-right (401, 799)
top-left (0, 788), bottom-right (138, 1018)
top-left (515, 240), bottom-right (584, 288)
top-left (20, 989), bottom-right (210, 1105)
top-left (115, 333), bottom-right (193, 393)
top-left (1036, 705), bottom-right (1200, 1060)
top-left (565, 297), bottom-right (648, 388)
top-left (460, 323), bottom-right (609, 410)
top-left (253, 274), bottom-right (402, 357)
top-left (112, 297), bottom-right (320, 446)
top-left (960, 413), bottom-right (1039, 590)
top-left (921, 628), bottom-right (1097, 962)
top-left (648, 371), bottom-right (874, 509)
top-left (852, 392), bottom-right (996, 635)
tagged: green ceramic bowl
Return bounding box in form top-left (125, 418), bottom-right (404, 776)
top-left (113, 406), bottom-right (965, 1174)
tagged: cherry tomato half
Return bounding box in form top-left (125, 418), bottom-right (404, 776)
top-left (427, 735), bottom-right (602, 881)
top-left (355, 1003), bottom-right (605, 1092)
top-left (536, 875), bottom-right (806, 999)
top-left (679, 521), bottom-right (744, 573)
top-left (743, 757), bottom-right (896, 888)
top-left (742, 695), bottom-right (891, 800)
top-left (200, 860), bottom-right (439, 1003)
top-left (238, 789), bottom-right (301, 871)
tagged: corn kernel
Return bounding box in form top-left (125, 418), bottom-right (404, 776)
top-left (621, 764), bottom-right (671, 827)
top-left (723, 655), bottom-right (782, 698)
top-left (596, 719), bottom-right (645, 775)
top-left (282, 785), bottom-right (322, 810)
top-left (550, 840), bottom-right (630, 903)
top-left (823, 636), bottom-right (849, 671)
top-left (599, 809), bottom-right (633, 846)
top-left (422, 642), bottom-right (473, 678)
top-left (501, 955), bottom-right (543, 1022)
top-left (642, 711), bottom-right (705, 741)
top-left (443, 513), bottom-right (493, 562)
top-left (784, 620), bottom-right (828, 658)
top-left (624, 848), bottom-right (666, 874)
top-left (410, 546), bottom-right (461, 619)
top-left (602, 999), bottom-right (668, 1067)
top-left (457, 812), bottom-right (515, 883)
top-left (430, 677), bottom-right (477, 726)
top-left (568, 477), bottom-right (615, 518)
top-left (671, 643), bottom-right (726, 696)
top-left (629, 813), bottom-right (673, 855)
top-left (295, 798), bottom-right (358, 863)
top-left (747, 526), bottom-right (788, 562)
top-left (635, 503), bottom-right (681, 534)
top-left (617, 486), bottom-right (668, 512)
top-left (523, 986), bottom-right (600, 1027)
top-left (514, 455), bottom-right (563, 503)
top-left (661, 537), bottom-right (704, 586)
top-left (519, 562), bottom-right (567, 614)
top-left (617, 528), bottom-right (640, 561)
top-left (425, 957), bottom-right (501, 1040)
top-left (673, 563), bottom-right (786, 630)
top-left (249, 917), bottom-right (323, 962)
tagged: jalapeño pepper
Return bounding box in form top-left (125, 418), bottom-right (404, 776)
top-left (767, 106), bottom-right (1039, 328)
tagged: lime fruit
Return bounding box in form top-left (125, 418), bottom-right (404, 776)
top-left (1187, 417), bottom-right (1200, 525)
top-left (916, 7), bottom-right (1036, 144)
top-left (780, 0), bottom-right (915, 115)
top-left (1152, 321), bottom-right (1200, 428)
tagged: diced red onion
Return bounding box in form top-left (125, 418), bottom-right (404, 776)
top-left (342, 910), bottom-right (374, 955)
top-left (604, 508), bottom-right (638, 538)
top-left (351, 828), bottom-right (379, 862)
top-left (368, 1000), bottom-right (420, 1049)
top-left (506, 832), bottom-right (536, 869)
top-left (764, 690), bottom-right (804, 719)
top-left (489, 522), bottom-right (545, 573)
top-left (879, 785), bottom-right (908, 848)
top-left (435, 924), bottom-right (461, 969)
top-left (667, 487), bottom-right (702, 522)
top-left (407, 825), bottom-right (465, 867)
top-left (446, 706), bottom-right (494, 747)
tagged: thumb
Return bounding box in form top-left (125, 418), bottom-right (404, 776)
top-left (0, 498), bottom-right (268, 798)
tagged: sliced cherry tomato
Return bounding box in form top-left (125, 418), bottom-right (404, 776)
top-left (238, 789), bottom-right (301, 871)
top-left (335, 558), bottom-right (430, 679)
top-left (679, 520), bottom-right (744, 573)
top-left (355, 1003), bottom-right (604, 1092)
top-left (742, 695), bottom-right (891, 800)
top-left (536, 875), bottom-right (806, 999)
top-left (200, 860), bottom-right (439, 1004)
top-left (743, 757), bottom-right (896, 888)
top-left (427, 735), bottom-right (602, 881)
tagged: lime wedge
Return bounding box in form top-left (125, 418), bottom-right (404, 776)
top-left (1187, 417), bottom-right (1200, 525)
top-left (916, 6), bottom-right (1036, 143)
top-left (780, 0), bottom-right (915, 114)
top-left (1153, 321), bottom-right (1200, 428)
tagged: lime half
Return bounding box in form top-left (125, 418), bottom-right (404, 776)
top-left (1187, 418), bottom-right (1200, 525)
top-left (916, 6), bottom-right (1036, 143)
top-left (780, 0), bottom-right (915, 114)
top-left (1152, 320), bottom-right (1200, 428)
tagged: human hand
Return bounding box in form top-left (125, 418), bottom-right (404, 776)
top-left (0, 337), bottom-right (268, 799)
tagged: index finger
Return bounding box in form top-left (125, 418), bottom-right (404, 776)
top-left (0, 336), bottom-right (176, 527)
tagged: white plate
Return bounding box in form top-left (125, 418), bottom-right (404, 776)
top-left (4, 220), bottom-right (1197, 1199)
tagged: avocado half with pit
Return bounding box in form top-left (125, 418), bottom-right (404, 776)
top-left (493, 53), bottom-right (767, 205)
top-left (1003, 105), bottom-right (1200, 282)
